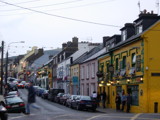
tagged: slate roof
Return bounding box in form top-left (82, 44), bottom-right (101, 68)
top-left (71, 44), bottom-right (103, 65)
top-left (31, 49), bottom-right (61, 69)
top-left (83, 47), bottom-right (106, 62)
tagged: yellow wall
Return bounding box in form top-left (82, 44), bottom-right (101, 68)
top-left (142, 21), bottom-right (160, 113)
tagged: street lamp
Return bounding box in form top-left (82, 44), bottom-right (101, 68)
top-left (5, 41), bottom-right (25, 92)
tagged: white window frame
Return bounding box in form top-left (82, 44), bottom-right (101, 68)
top-left (86, 64), bottom-right (89, 79)
top-left (122, 30), bottom-right (127, 41)
top-left (91, 63), bottom-right (95, 78)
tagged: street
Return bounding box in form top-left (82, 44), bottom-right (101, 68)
top-left (8, 89), bottom-right (160, 120)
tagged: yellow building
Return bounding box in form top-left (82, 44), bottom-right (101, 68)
top-left (98, 10), bottom-right (160, 113)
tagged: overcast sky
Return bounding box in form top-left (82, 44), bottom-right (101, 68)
top-left (0, 0), bottom-right (158, 57)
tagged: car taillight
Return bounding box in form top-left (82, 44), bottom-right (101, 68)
top-left (80, 100), bottom-right (85, 103)
top-left (19, 103), bottom-right (25, 107)
top-left (6, 105), bottom-right (11, 109)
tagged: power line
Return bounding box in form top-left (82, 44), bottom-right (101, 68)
top-left (0, 0), bottom-right (122, 28)
top-left (0, 0), bottom-right (84, 12)
top-left (0, 0), bottom-right (42, 6)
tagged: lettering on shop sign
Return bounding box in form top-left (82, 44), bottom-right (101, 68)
top-left (151, 73), bottom-right (160, 76)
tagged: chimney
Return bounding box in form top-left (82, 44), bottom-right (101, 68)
top-left (103, 36), bottom-right (110, 47)
top-left (72, 37), bottom-right (78, 43)
top-left (62, 43), bottom-right (67, 50)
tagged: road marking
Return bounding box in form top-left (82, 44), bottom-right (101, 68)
top-left (87, 114), bottom-right (105, 120)
top-left (131, 113), bottom-right (142, 120)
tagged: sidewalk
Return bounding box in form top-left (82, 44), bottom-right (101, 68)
top-left (96, 107), bottom-right (127, 114)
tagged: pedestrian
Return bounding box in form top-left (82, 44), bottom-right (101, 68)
top-left (101, 91), bottom-right (106, 108)
top-left (121, 92), bottom-right (127, 111)
top-left (126, 93), bottom-right (132, 113)
top-left (92, 91), bottom-right (97, 100)
top-left (25, 81), bottom-right (40, 115)
top-left (115, 93), bottom-right (121, 110)
top-left (97, 92), bottom-right (101, 107)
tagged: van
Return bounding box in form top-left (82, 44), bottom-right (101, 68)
top-left (48, 89), bottom-right (64, 101)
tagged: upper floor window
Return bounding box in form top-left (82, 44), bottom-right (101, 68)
top-left (115, 58), bottom-right (119, 70)
top-left (91, 63), bottom-right (95, 78)
top-left (86, 64), bottom-right (89, 79)
top-left (132, 53), bottom-right (136, 67)
top-left (136, 25), bottom-right (143, 34)
top-left (122, 30), bottom-right (127, 41)
top-left (122, 56), bottom-right (126, 69)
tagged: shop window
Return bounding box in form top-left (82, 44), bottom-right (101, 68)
top-left (127, 85), bottom-right (139, 106)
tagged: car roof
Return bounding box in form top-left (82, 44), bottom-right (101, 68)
top-left (0, 95), bottom-right (5, 102)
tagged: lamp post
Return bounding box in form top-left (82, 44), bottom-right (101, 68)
top-left (0, 41), bottom-right (4, 95)
top-left (5, 41), bottom-right (25, 93)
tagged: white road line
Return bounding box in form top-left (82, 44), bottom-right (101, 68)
top-left (130, 113), bottom-right (142, 120)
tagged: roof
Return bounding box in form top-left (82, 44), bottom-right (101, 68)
top-left (84, 47), bottom-right (106, 62)
top-left (71, 44), bottom-right (103, 65)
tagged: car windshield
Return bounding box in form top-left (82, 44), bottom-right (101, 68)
top-left (81, 96), bottom-right (91, 100)
top-left (6, 97), bottom-right (23, 104)
top-left (8, 91), bottom-right (17, 95)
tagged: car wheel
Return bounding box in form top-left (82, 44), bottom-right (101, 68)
top-left (92, 108), bottom-right (96, 112)
top-left (77, 105), bottom-right (81, 110)
top-left (0, 113), bottom-right (8, 120)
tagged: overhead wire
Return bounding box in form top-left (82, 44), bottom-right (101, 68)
top-left (0, 0), bottom-right (43, 6)
top-left (0, 0), bottom-right (122, 28)
top-left (0, 0), bottom-right (85, 12)
top-left (0, 0), bottom-right (117, 16)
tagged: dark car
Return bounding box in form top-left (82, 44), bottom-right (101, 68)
top-left (17, 83), bottom-right (24, 89)
top-left (71, 95), bottom-right (97, 111)
top-left (5, 91), bottom-right (20, 98)
top-left (48, 89), bottom-right (65, 101)
top-left (37, 88), bottom-right (45, 97)
top-left (0, 95), bottom-right (8, 120)
top-left (59, 94), bottom-right (70, 105)
top-left (54, 93), bottom-right (65, 103)
top-left (41, 90), bottom-right (49, 99)
top-left (66, 95), bottom-right (78, 107)
top-left (5, 96), bottom-right (25, 113)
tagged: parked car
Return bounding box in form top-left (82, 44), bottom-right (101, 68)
top-left (41, 90), bottom-right (49, 99)
top-left (54, 93), bottom-right (65, 103)
top-left (37, 88), bottom-right (45, 97)
top-left (0, 95), bottom-right (8, 120)
top-left (17, 83), bottom-right (24, 89)
top-left (48, 89), bottom-right (64, 101)
top-left (24, 83), bottom-right (29, 89)
top-left (66, 95), bottom-right (78, 107)
top-left (71, 95), bottom-right (97, 111)
top-left (5, 96), bottom-right (25, 113)
top-left (59, 94), bottom-right (70, 105)
top-left (8, 83), bottom-right (18, 91)
top-left (5, 91), bottom-right (19, 98)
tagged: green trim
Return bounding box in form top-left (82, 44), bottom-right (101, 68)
top-left (121, 51), bottom-right (128, 58)
top-left (114, 53), bottom-right (120, 61)
top-left (129, 48), bottom-right (138, 56)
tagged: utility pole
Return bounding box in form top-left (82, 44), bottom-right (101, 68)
top-left (5, 50), bottom-right (8, 90)
top-left (0, 41), bottom-right (4, 95)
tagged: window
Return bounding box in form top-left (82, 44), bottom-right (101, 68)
top-left (132, 53), bottom-right (136, 67)
top-left (122, 30), bottom-right (127, 41)
top-left (86, 65), bottom-right (89, 79)
top-left (81, 66), bottom-right (85, 79)
top-left (91, 63), bottom-right (95, 78)
top-left (122, 56), bottom-right (126, 69)
top-left (136, 25), bottom-right (143, 34)
top-left (115, 58), bottom-right (119, 70)
top-left (127, 85), bottom-right (139, 106)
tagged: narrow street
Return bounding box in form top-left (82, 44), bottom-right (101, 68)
top-left (7, 89), bottom-right (160, 120)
